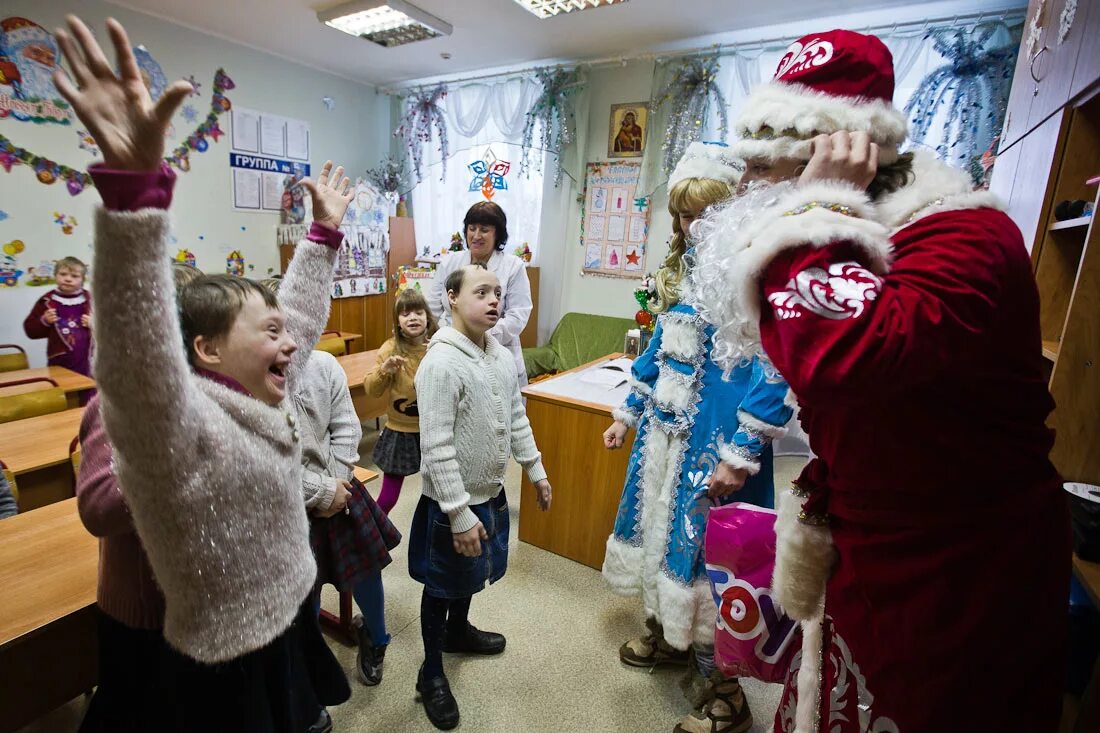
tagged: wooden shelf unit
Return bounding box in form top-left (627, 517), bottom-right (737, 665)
top-left (990, 0), bottom-right (1100, 492)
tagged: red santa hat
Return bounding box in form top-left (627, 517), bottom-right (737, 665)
top-left (729, 29), bottom-right (909, 165)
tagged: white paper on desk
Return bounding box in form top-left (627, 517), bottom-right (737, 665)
top-left (604, 356), bottom-right (634, 372)
top-left (578, 357), bottom-right (633, 387)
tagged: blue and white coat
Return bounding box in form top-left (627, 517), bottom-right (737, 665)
top-left (602, 302), bottom-right (792, 650)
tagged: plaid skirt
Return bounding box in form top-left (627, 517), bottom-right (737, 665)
top-left (372, 428), bottom-right (421, 476)
top-left (310, 477), bottom-right (401, 592)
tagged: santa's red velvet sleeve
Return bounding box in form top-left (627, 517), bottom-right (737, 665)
top-left (743, 182), bottom-right (1014, 407)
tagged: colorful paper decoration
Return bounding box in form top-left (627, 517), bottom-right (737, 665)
top-left (166, 69), bottom-right (234, 172)
top-left (514, 242), bottom-right (532, 262)
top-left (0, 16), bottom-right (73, 125)
top-left (131, 46), bottom-right (167, 101)
top-left (174, 249), bottom-right (197, 267)
top-left (904, 23), bottom-right (1018, 174)
top-left (521, 66), bottom-right (582, 186)
top-left (52, 212), bottom-right (77, 235)
top-left (226, 250), bottom-right (245, 277)
top-left (654, 55), bottom-right (728, 177)
top-left (0, 243), bottom-right (23, 286)
top-left (26, 259), bottom-right (56, 286)
top-left (467, 148), bottom-right (511, 200)
top-left (0, 132), bottom-right (93, 195)
top-left (395, 84), bottom-right (448, 183)
top-left (76, 129), bottom-right (99, 156)
top-left (0, 210), bottom-right (8, 222)
top-left (185, 75), bottom-right (202, 97)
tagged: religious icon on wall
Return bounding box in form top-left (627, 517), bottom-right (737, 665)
top-left (608, 103), bottom-right (648, 158)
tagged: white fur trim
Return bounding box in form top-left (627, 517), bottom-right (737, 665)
top-left (772, 489), bottom-right (836, 622)
top-left (730, 81), bottom-right (908, 163)
top-left (653, 366), bottom-right (695, 412)
top-left (659, 317), bottom-right (703, 361)
top-left (737, 409), bottom-right (789, 440)
top-left (629, 376), bottom-right (653, 397)
top-left (612, 406), bottom-right (640, 428)
top-left (729, 183), bottom-right (893, 324)
top-left (783, 388), bottom-right (799, 409)
top-left (655, 572), bottom-right (719, 650)
top-left (877, 150), bottom-right (1003, 228)
top-left (668, 142), bottom-right (744, 189)
top-left (602, 535), bottom-right (644, 596)
top-left (718, 443), bottom-right (762, 476)
top-left (794, 615), bottom-right (824, 733)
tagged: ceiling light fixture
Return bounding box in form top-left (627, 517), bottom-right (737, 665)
top-left (512, 0), bottom-right (629, 19)
top-left (317, 0), bottom-right (452, 47)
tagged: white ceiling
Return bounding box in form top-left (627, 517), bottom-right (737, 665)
top-left (106, 0), bottom-right (935, 86)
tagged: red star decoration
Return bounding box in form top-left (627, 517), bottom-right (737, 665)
top-left (626, 250), bottom-right (640, 266)
top-left (208, 123), bottom-right (224, 142)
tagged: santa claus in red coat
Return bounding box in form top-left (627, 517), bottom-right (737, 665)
top-left (687, 29), bottom-right (1069, 733)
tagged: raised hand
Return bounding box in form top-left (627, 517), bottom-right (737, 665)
top-left (53, 16), bottom-right (192, 172)
top-left (301, 161), bottom-right (354, 230)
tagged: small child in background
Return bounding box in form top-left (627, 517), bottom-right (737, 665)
top-left (409, 264), bottom-right (553, 731)
top-left (364, 288), bottom-right (438, 513)
top-left (23, 256), bottom-right (93, 376)
top-left (260, 278), bottom-right (401, 701)
top-left (75, 261), bottom-right (201, 733)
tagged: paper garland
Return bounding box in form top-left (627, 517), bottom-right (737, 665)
top-left (0, 68), bottom-right (234, 193)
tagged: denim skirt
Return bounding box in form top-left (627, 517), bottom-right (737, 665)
top-left (408, 489), bottom-right (509, 599)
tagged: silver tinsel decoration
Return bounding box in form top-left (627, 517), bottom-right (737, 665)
top-left (395, 84), bottom-right (449, 183)
top-left (655, 56), bottom-right (728, 177)
top-left (520, 67), bottom-right (583, 186)
top-left (904, 23), bottom-right (1018, 176)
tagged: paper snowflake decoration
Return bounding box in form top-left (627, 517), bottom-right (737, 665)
top-left (181, 104), bottom-right (199, 123)
top-left (77, 130), bottom-right (99, 156)
top-left (186, 75), bottom-right (202, 97)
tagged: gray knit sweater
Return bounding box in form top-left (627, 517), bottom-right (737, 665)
top-left (292, 350), bottom-right (361, 511)
top-left (92, 207), bottom-right (337, 663)
top-left (415, 327), bottom-right (547, 533)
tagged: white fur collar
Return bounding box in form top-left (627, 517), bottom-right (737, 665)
top-left (877, 150), bottom-right (1004, 229)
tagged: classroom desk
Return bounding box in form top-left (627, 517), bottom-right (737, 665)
top-left (0, 498), bottom-right (98, 733)
top-left (0, 407), bottom-right (84, 511)
top-left (519, 354), bottom-right (634, 570)
top-left (0, 366), bottom-right (95, 408)
top-left (337, 349), bottom-right (386, 422)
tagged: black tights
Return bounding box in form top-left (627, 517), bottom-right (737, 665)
top-left (420, 591), bottom-right (472, 678)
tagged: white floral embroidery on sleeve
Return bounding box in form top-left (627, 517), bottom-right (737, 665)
top-left (767, 262), bottom-right (882, 321)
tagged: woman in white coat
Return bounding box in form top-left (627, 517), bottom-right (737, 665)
top-left (426, 201), bottom-right (533, 386)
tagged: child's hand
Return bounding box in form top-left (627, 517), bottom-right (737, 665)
top-left (53, 16), bottom-right (191, 172)
top-left (603, 420), bottom-right (629, 449)
top-left (707, 462), bottom-right (749, 499)
top-left (533, 479), bottom-right (552, 511)
top-left (81, 313), bottom-right (92, 328)
top-left (43, 308), bottom-right (60, 325)
top-left (380, 355), bottom-right (407, 375)
top-left (316, 479), bottom-right (352, 518)
top-left (453, 522), bottom-right (488, 558)
top-left (301, 161), bottom-right (353, 230)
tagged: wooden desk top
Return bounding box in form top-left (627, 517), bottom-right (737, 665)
top-left (353, 466), bottom-right (379, 484)
top-left (0, 498), bottom-right (97, 648)
top-left (523, 353), bottom-right (630, 417)
top-left (0, 366), bottom-right (95, 396)
top-left (337, 349), bottom-right (380, 391)
top-left (0, 407), bottom-right (83, 475)
top-left (337, 331), bottom-right (361, 343)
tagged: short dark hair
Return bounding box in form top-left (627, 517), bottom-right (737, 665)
top-left (868, 152), bottom-right (916, 201)
top-left (179, 275), bottom-right (280, 366)
top-left (444, 263), bottom-right (488, 296)
top-left (463, 201), bottom-right (508, 251)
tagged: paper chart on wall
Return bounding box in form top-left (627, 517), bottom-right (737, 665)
top-left (261, 172), bottom-right (285, 211)
top-left (231, 107), bottom-right (311, 211)
top-left (231, 108), bottom-right (260, 152)
top-left (580, 161), bottom-right (649, 279)
top-left (233, 169), bottom-right (261, 210)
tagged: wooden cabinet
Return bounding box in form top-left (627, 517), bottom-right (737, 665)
top-left (1070, 0), bottom-right (1100, 100)
top-left (1000, 0), bottom-right (1045, 151)
top-left (1027, 0), bottom-right (1091, 131)
top-left (995, 109), bottom-right (1066, 256)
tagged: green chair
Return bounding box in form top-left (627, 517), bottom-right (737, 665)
top-left (523, 312), bottom-right (637, 380)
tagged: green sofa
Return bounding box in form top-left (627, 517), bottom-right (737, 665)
top-left (523, 312), bottom-right (637, 379)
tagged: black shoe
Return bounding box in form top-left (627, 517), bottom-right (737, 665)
top-left (416, 665), bottom-right (459, 730)
top-left (307, 709), bottom-right (332, 733)
top-left (356, 618), bottom-right (387, 686)
top-left (442, 624), bottom-right (506, 655)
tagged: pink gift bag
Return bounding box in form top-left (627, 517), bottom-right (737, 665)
top-left (704, 503), bottom-right (799, 683)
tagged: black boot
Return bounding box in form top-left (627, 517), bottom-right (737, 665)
top-left (356, 621), bottom-right (386, 686)
top-left (416, 664), bottom-right (459, 730)
top-left (442, 623), bottom-right (506, 655)
top-left (306, 709), bottom-right (332, 733)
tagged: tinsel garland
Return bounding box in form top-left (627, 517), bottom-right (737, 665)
top-left (904, 24), bottom-right (1018, 175)
top-left (0, 68), bottom-right (233, 193)
top-left (520, 67), bottom-right (583, 186)
top-left (395, 85), bottom-right (448, 183)
top-left (366, 153), bottom-right (408, 195)
top-left (654, 56), bottom-right (728, 177)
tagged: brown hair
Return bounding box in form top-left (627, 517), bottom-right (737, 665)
top-left (463, 201), bottom-right (508, 251)
top-left (179, 275), bottom-right (280, 366)
top-left (56, 256), bottom-right (87, 277)
top-left (867, 152), bottom-right (915, 201)
top-left (171, 262), bottom-right (203, 290)
top-left (392, 288), bottom-right (438, 355)
top-left (655, 177), bottom-right (734, 312)
top-left (444, 262), bottom-right (489, 298)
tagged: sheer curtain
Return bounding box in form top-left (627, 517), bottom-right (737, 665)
top-left (409, 78), bottom-right (547, 263)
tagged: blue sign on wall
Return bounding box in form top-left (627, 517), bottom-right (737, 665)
top-left (229, 152), bottom-right (310, 176)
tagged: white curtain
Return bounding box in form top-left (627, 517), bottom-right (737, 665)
top-left (409, 78), bottom-right (546, 264)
